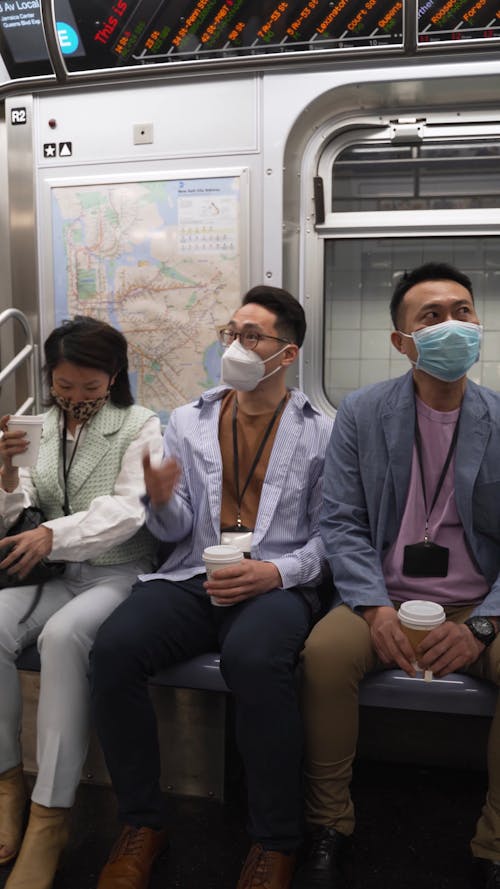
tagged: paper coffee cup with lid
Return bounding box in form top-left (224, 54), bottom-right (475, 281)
top-left (202, 544), bottom-right (244, 606)
top-left (398, 600), bottom-right (445, 682)
top-left (7, 415), bottom-right (44, 468)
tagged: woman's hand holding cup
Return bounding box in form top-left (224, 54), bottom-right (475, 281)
top-left (0, 415), bottom-right (26, 491)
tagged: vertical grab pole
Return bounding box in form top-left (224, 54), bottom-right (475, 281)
top-left (0, 308), bottom-right (39, 415)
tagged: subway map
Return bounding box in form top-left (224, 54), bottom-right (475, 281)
top-left (51, 175), bottom-right (244, 423)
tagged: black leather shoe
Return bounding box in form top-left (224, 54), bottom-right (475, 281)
top-left (292, 827), bottom-right (351, 888)
top-left (474, 859), bottom-right (500, 888)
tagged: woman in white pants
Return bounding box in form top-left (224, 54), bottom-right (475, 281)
top-left (0, 316), bottom-right (163, 889)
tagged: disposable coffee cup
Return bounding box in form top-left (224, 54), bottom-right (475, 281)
top-left (202, 544), bottom-right (244, 607)
top-left (398, 600), bottom-right (445, 682)
top-left (8, 415), bottom-right (44, 468)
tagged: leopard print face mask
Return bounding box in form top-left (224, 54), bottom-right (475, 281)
top-left (51, 388), bottom-right (110, 422)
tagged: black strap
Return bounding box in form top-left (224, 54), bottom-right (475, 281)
top-left (414, 412), bottom-right (460, 541)
top-left (19, 582), bottom-right (44, 624)
top-left (232, 394), bottom-right (287, 528)
top-left (61, 413), bottom-right (86, 516)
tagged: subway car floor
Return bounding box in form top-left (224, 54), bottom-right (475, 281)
top-left (0, 759), bottom-right (488, 889)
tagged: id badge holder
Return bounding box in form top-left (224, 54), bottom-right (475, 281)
top-left (220, 527), bottom-right (253, 557)
top-left (402, 541), bottom-right (449, 578)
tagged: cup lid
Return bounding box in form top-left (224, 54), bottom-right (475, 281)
top-left (9, 414), bottom-right (44, 425)
top-left (202, 545), bottom-right (243, 562)
top-left (398, 600), bottom-right (445, 628)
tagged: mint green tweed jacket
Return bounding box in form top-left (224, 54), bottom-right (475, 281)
top-left (32, 402), bottom-right (155, 566)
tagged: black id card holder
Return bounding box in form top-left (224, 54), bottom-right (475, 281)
top-left (402, 541), bottom-right (449, 578)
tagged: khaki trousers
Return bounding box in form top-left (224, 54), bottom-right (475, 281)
top-left (301, 603), bottom-right (500, 861)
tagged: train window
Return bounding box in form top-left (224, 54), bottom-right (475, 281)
top-left (323, 235), bottom-right (500, 408)
top-left (332, 141), bottom-right (500, 211)
top-left (310, 125), bottom-right (500, 410)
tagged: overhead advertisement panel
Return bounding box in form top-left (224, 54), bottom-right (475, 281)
top-left (0, 0), bottom-right (404, 77)
top-left (418, 0), bottom-right (500, 43)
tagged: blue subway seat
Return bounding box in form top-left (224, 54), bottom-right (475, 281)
top-left (16, 645), bottom-right (496, 715)
top-left (15, 644), bottom-right (229, 694)
top-left (153, 654), bottom-right (229, 693)
top-left (359, 668), bottom-right (497, 718)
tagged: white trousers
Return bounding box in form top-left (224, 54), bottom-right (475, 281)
top-left (0, 559), bottom-right (149, 808)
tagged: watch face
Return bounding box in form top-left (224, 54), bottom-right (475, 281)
top-left (474, 618), bottom-right (492, 633)
top-left (467, 617), bottom-right (496, 643)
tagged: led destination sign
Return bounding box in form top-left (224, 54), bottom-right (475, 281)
top-left (0, 0), bottom-right (405, 78)
top-left (2, 0), bottom-right (497, 80)
top-left (0, 0), bottom-right (52, 77)
top-left (418, 0), bottom-right (500, 42)
top-left (55, 0), bottom-right (405, 71)
top-left (0, 0), bottom-right (83, 77)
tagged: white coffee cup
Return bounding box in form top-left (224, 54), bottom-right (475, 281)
top-left (8, 415), bottom-right (44, 468)
top-left (398, 600), bottom-right (445, 681)
top-left (202, 544), bottom-right (244, 607)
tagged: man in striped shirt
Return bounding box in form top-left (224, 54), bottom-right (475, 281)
top-left (91, 285), bottom-right (334, 889)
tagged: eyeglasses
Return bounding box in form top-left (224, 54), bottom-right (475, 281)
top-left (218, 327), bottom-right (290, 351)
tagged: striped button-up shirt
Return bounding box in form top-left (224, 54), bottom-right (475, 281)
top-left (141, 386), bottom-right (334, 591)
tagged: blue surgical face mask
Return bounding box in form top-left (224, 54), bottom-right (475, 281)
top-left (399, 319), bottom-right (482, 382)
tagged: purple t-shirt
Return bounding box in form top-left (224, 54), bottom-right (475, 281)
top-left (383, 398), bottom-right (488, 606)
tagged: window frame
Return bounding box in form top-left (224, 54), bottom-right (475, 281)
top-left (301, 117), bottom-right (500, 414)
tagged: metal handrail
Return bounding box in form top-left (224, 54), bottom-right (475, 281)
top-left (0, 308), bottom-right (39, 415)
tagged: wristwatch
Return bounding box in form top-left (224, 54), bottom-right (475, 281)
top-left (464, 616), bottom-right (497, 647)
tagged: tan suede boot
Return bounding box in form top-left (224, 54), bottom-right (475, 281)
top-left (5, 802), bottom-right (70, 889)
top-left (0, 765), bottom-right (27, 866)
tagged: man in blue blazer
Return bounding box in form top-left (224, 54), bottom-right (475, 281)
top-left (294, 262), bottom-right (500, 889)
top-left (90, 285), bottom-right (333, 889)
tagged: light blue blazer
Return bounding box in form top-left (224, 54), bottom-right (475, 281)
top-left (320, 371), bottom-right (500, 618)
top-left (145, 386), bottom-right (334, 592)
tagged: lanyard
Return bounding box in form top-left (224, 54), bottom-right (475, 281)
top-left (232, 394), bottom-right (287, 528)
top-left (61, 413), bottom-right (86, 516)
top-left (414, 412), bottom-right (460, 542)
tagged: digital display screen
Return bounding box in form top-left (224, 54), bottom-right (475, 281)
top-left (62, 0), bottom-right (404, 70)
top-left (65, 0), bottom-right (405, 69)
top-left (0, 0), bottom-right (405, 78)
top-left (418, 0), bottom-right (500, 43)
top-left (0, 0), bottom-right (51, 77)
top-left (0, 0), bottom-right (83, 78)
top-left (2, 0), bottom-right (498, 80)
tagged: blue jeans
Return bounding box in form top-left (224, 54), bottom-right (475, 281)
top-left (89, 576), bottom-right (312, 851)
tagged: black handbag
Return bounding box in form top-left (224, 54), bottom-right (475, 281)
top-left (0, 506), bottom-right (65, 622)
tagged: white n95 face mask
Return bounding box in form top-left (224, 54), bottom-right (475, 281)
top-left (221, 339), bottom-right (288, 392)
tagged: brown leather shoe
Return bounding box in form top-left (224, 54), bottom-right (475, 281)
top-left (0, 765), bottom-right (27, 866)
top-left (237, 843), bottom-right (296, 889)
top-left (5, 802), bottom-right (70, 889)
top-left (96, 825), bottom-right (169, 889)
